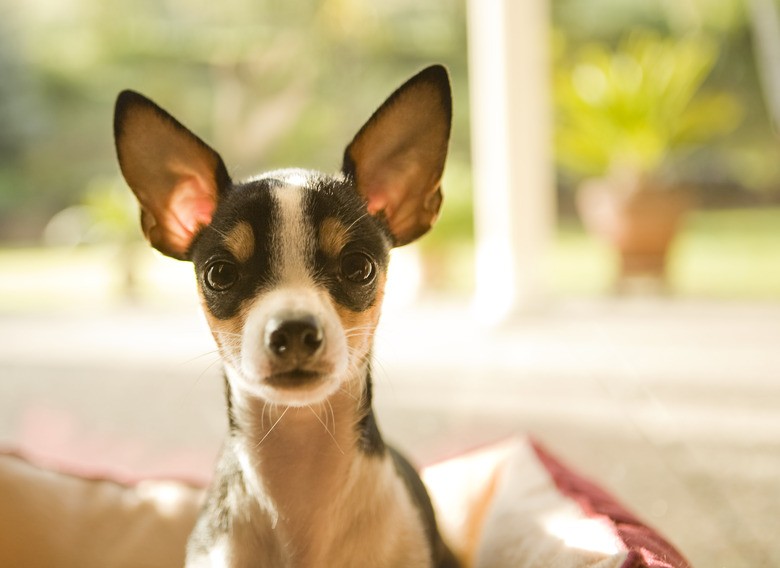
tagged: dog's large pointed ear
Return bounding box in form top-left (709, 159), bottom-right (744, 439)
top-left (342, 65), bottom-right (452, 247)
top-left (114, 90), bottom-right (231, 260)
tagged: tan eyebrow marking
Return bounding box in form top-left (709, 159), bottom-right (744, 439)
top-left (319, 217), bottom-right (350, 258)
top-left (224, 221), bottom-right (255, 263)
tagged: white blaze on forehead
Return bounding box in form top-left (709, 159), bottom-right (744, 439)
top-left (252, 168), bottom-right (311, 188)
top-left (273, 182), bottom-right (314, 285)
top-left (277, 170), bottom-right (309, 188)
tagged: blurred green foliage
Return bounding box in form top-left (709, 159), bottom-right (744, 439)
top-left (1, 0), bottom-right (779, 249)
top-left (555, 31), bottom-right (742, 182)
top-left (553, 0), bottom-right (780, 196)
top-left (0, 0), bottom-right (470, 241)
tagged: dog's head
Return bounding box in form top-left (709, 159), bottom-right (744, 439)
top-left (114, 65), bottom-right (451, 407)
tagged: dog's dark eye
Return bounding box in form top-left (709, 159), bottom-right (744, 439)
top-left (205, 261), bottom-right (239, 291)
top-left (340, 252), bottom-right (375, 284)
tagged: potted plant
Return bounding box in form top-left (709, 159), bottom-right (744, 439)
top-left (555, 31), bottom-right (742, 290)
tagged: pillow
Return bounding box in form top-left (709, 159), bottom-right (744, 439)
top-left (0, 450), bottom-right (203, 568)
top-left (422, 437), bottom-right (692, 568)
top-left (0, 438), bottom-right (692, 568)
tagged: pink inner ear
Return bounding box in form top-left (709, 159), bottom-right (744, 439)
top-left (148, 177), bottom-right (217, 258)
top-left (362, 170), bottom-right (414, 219)
top-left (170, 181), bottom-right (216, 234)
top-left (364, 191), bottom-right (390, 216)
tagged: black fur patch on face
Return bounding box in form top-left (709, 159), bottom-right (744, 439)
top-left (190, 174), bottom-right (392, 321)
top-left (305, 177), bottom-right (392, 312)
top-left (190, 179), bottom-right (279, 321)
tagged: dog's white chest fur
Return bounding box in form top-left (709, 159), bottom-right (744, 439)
top-left (192, 445), bottom-right (431, 568)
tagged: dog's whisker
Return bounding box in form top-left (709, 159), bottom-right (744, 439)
top-left (344, 210), bottom-right (371, 235)
top-left (306, 404), bottom-right (344, 455)
top-left (256, 405), bottom-right (289, 448)
top-left (182, 355), bottom-right (225, 395)
top-left (326, 399), bottom-right (337, 434)
top-left (208, 225), bottom-right (231, 240)
top-left (343, 330), bottom-right (373, 339)
top-left (338, 385), bottom-right (360, 402)
top-left (343, 325), bottom-right (376, 333)
top-left (308, 401), bottom-right (328, 431)
top-left (322, 399), bottom-right (332, 431)
top-left (179, 349), bottom-right (222, 366)
top-left (214, 330), bottom-right (243, 337)
top-left (261, 400), bottom-right (270, 430)
top-left (200, 356), bottom-right (225, 376)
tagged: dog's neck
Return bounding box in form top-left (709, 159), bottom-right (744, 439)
top-left (227, 365), bottom-right (382, 564)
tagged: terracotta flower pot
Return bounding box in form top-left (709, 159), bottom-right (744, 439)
top-left (576, 176), bottom-right (690, 292)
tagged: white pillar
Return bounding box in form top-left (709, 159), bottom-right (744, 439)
top-left (467, 0), bottom-right (554, 323)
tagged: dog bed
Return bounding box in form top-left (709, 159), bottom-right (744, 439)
top-left (0, 437), bottom-right (691, 568)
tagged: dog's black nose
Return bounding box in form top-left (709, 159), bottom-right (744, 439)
top-left (265, 313), bottom-right (324, 361)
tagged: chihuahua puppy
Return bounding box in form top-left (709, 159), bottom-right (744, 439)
top-left (114, 65), bottom-right (457, 567)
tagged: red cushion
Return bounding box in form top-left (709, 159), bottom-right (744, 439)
top-left (530, 440), bottom-right (692, 568)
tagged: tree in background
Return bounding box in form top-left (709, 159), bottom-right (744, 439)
top-left (0, 0), bottom-right (469, 242)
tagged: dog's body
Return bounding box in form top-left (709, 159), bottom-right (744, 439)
top-left (114, 66), bottom-right (458, 567)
